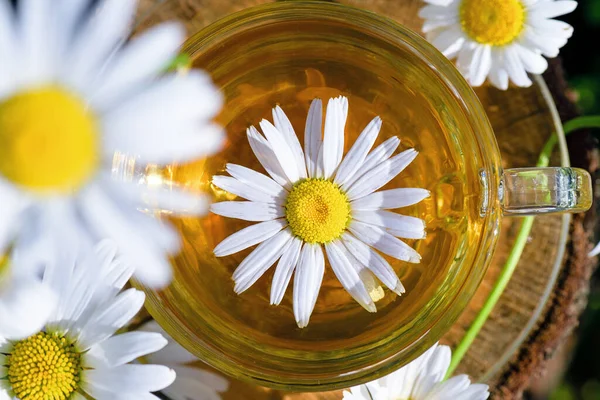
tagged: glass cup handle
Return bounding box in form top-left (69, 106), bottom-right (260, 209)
top-left (500, 167), bottom-right (593, 216)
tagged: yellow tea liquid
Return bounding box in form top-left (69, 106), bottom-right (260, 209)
top-left (145, 13), bottom-right (486, 375)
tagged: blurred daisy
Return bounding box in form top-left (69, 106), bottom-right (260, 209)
top-left (211, 96), bottom-right (428, 328)
top-left (343, 343), bottom-right (489, 400)
top-left (141, 321), bottom-right (229, 400)
top-left (0, 256), bottom-right (56, 340)
top-left (420, 0), bottom-right (577, 89)
top-left (0, 0), bottom-right (223, 288)
top-left (0, 242), bottom-right (175, 400)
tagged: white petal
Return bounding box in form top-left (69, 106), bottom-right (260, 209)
top-left (84, 364), bottom-right (176, 395)
top-left (488, 50), bottom-right (510, 90)
top-left (529, 1), bottom-right (577, 19)
top-left (412, 345), bottom-right (451, 398)
top-left (422, 16), bottom-right (459, 33)
top-left (91, 23), bottom-right (186, 108)
top-left (171, 365), bottom-right (229, 393)
top-left (468, 45), bottom-right (492, 87)
top-left (348, 221), bottom-right (421, 263)
top-left (212, 176), bottom-right (280, 203)
top-left (590, 241), bottom-right (600, 257)
top-left (79, 184), bottom-right (176, 288)
top-left (335, 117), bottom-right (382, 186)
top-left (0, 1), bottom-right (17, 96)
top-left (346, 149), bottom-right (418, 200)
top-left (343, 137), bottom-right (400, 190)
top-left (341, 233), bottom-right (404, 295)
top-left (322, 96), bottom-right (349, 178)
top-left (210, 201), bottom-right (284, 222)
top-left (515, 44), bottom-right (548, 74)
top-left (504, 47), bottom-right (533, 87)
top-left (431, 25), bottom-right (466, 57)
top-left (77, 288), bottom-right (146, 350)
top-left (232, 229), bottom-right (293, 293)
top-left (0, 179), bottom-right (28, 254)
top-left (259, 119), bottom-right (302, 183)
top-left (418, 4), bottom-right (458, 19)
top-left (521, 28), bottom-right (562, 58)
top-left (351, 188), bottom-right (430, 210)
top-left (353, 210), bottom-right (426, 239)
top-left (214, 219), bottom-right (287, 257)
top-left (247, 126), bottom-right (292, 188)
top-left (293, 244), bottom-right (325, 328)
top-left (226, 163), bottom-right (287, 198)
top-left (64, 0), bottom-right (137, 91)
top-left (0, 276), bottom-right (56, 340)
top-left (18, 0), bottom-right (55, 83)
top-left (325, 241), bottom-right (376, 312)
top-left (529, 18), bottom-right (574, 39)
top-left (273, 106), bottom-right (308, 179)
top-left (270, 237), bottom-right (303, 305)
top-left (140, 321), bottom-right (198, 366)
top-left (304, 98), bottom-right (323, 178)
top-left (85, 332), bottom-right (168, 368)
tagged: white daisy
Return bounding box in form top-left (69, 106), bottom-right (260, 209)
top-left (0, 0), bottom-right (223, 288)
top-left (141, 321), bottom-right (230, 400)
top-left (419, 0), bottom-right (577, 89)
top-left (343, 343), bottom-right (489, 400)
top-left (0, 256), bottom-right (56, 340)
top-left (211, 96), bottom-right (429, 328)
top-left (0, 241), bottom-right (176, 400)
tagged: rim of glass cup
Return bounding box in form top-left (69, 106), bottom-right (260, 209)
top-left (141, 1), bottom-right (504, 391)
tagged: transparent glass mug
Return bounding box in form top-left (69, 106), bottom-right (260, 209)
top-left (135, 1), bottom-right (593, 392)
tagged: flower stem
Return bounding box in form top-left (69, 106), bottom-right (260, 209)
top-left (446, 116), bottom-right (600, 377)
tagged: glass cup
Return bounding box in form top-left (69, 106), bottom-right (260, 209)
top-left (132, 1), bottom-right (593, 392)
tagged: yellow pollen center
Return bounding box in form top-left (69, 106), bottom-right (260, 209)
top-left (0, 86), bottom-right (99, 193)
top-left (460, 0), bottom-right (526, 46)
top-left (285, 179), bottom-right (350, 244)
top-left (7, 332), bottom-right (81, 400)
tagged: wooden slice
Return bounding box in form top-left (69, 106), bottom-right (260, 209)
top-left (135, 1), bottom-right (597, 398)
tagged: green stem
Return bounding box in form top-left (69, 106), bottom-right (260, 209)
top-left (446, 116), bottom-right (600, 377)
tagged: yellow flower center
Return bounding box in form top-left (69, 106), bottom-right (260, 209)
top-left (285, 179), bottom-right (350, 244)
top-left (7, 332), bottom-right (82, 400)
top-left (460, 0), bottom-right (526, 46)
top-left (0, 87), bottom-right (99, 193)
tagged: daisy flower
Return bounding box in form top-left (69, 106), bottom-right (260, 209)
top-left (0, 0), bottom-right (223, 288)
top-left (419, 0), bottom-right (577, 89)
top-left (343, 343), bottom-right (489, 400)
top-left (0, 256), bottom-right (56, 340)
top-left (141, 321), bottom-right (230, 400)
top-left (211, 96), bottom-right (428, 328)
top-left (0, 241), bottom-right (176, 400)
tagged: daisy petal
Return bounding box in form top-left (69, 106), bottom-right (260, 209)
top-left (353, 210), bottom-right (426, 239)
top-left (270, 237), bottom-right (303, 305)
top-left (343, 137), bottom-right (400, 190)
top-left (212, 176), bottom-right (280, 203)
top-left (260, 119), bottom-right (302, 183)
top-left (351, 188), bottom-right (430, 210)
top-left (304, 98), bottom-right (323, 178)
top-left (468, 45), bottom-right (492, 87)
top-left (85, 364), bottom-right (176, 395)
top-left (18, 0), bottom-right (55, 83)
top-left (232, 229), bottom-right (293, 293)
top-left (590, 241), bottom-right (600, 257)
top-left (322, 96), bottom-right (349, 178)
top-left (0, 178), bottom-right (28, 254)
top-left (530, 18), bottom-right (574, 39)
top-left (521, 29), bottom-right (562, 58)
top-left (214, 219), bottom-right (287, 257)
top-left (341, 233), bottom-right (404, 295)
top-left (504, 47), bottom-right (532, 87)
top-left (346, 149), bottom-right (418, 200)
top-left (349, 221), bottom-right (421, 263)
top-left (85, 332), bottom-right (168, 368)
top-left (293, 244), bottom-right (325, 328)
top-left (515, 44), bottom-right (548, 74)
top-left (325, 241), bottom-right (376, 312)
top-left (210, 201), bottom-right (284, 222)
top-left (488, 50), bottom-right (510, 90)
top-left (247, 126), bottom-right (292, 188)
top-left (418, 4), bottom-right (458, 19)
top-left (0, 1), bottom-right (17, 95)
top-left (529, 0), bottom-right (577, 19)
top-left (91, 23), bottom-right (186, 108)
top-left (273, 106), bottom-right (308, 179)
top-left (335, 117), bottom-right (382, 186)
top-left (226, 163), bottom-right (287, 198)
top-left (431, 25), bottom-right (466, 57)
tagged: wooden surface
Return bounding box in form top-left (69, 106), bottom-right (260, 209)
top-left (135, 1), bottom-right (598, 398)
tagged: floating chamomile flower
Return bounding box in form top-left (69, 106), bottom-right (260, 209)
top-left (141, 321), bottom-right (230, 400)
top-left (0, 256), bottom-right (56, 340)
top-left (0, 0), bottom-right (223, 288)
top-left (0, 242), bottom-right (175, 400)
top-left (343, 343), bottom-right (489, 400)
top-left (211, 96), bottom-right (428, 328)
top-left (419, 0), bottom-right (577, 89)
